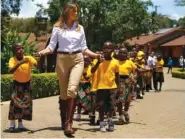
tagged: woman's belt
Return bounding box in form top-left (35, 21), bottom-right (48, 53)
top-left (120, 75), bottom-right (129, 79)
top-left (57, 50), bottom-right (81, 55)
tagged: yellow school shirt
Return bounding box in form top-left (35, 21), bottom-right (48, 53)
top-left (130, 58), bottom-right (138, 74)
top-left (8, 56), bottom-right (37, 83)
top-left (155, 59), bottom-right (164, 72)
top-left (119, 60), bottom-right (137, 76)
top-left (138, 59), bottom-right (145, 68)
top-left (111, 52), bottom-right (114, 58)
top-left (96, 59), bottom-right (119, 89)
top-left (129, 58), bottom-right (133, 61)
top-left (80, 65), bottom-right (92, 82)
top-left (90, 59), bottom-right (99, 92)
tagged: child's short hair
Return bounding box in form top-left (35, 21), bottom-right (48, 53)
top-left (12, 43), bottom-right (23, 54)
top-left (103, 41), bottom-right (113, 48)
top-left (118, 43), bottom-right (125, 49)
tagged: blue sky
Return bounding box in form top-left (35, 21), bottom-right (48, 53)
top-left (12, 0), bottom-right (185, 20)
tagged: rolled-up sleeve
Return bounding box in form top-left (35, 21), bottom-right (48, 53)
top-left (81, 26), bottom-right (88, 51)
top-left (48, 27), bottom-right (58, 51)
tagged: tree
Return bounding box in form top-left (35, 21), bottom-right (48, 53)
top-left (1, 10), bottom-right (11, 49)
top-left (2, 0), bottom-right (23, 15)
top-left (155, 14), bottom-right (178, 28)
top-left (1, 30), bottom-right (38, 74)
top-left (175, 0), bottom-right (185, 6)
top-left (9, 18), bottom-right (37, 32)
top-left (43, 0), bottom-right (157, 50)
top-left (45, 0), bottom-right (69, 24)
top-left (1, 0), bottom-right (33, 53)
top-left (177, 16), bottom-right (185, 27)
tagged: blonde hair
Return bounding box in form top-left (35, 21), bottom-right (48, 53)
top-left (55, 2), bottom-right (81, 31)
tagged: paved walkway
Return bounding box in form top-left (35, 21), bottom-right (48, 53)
top-left (1, 68), bottom-right (185, 138)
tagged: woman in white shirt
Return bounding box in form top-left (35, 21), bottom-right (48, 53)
top-left (37, 2), bottom-right (101, 135)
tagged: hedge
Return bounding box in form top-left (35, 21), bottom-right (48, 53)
top-left (172, 68), bottom-right (185, 79)
top-left (1, 73), bottom-right (59, 101)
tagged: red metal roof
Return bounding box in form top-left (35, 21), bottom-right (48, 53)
top-left (161, 36), bottom-right (185, 47)
top-left (125, 27), bottom-right (183, 45)
top-left (126, 34), bottom-right (162, 45)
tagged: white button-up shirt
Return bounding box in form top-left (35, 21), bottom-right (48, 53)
top-left (48, 22), bottom-right (87, 52)
top-left (147, 56), bottom-right (156, 66)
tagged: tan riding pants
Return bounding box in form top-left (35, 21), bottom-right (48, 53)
top-left (56, 53), bottom-right (84, 100)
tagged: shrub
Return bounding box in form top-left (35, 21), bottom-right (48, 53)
top-left (1, 73), bottom-right (59, 101)
top-left (172, 68), bottom-right (185, 79)
top-left (1, 74), bottom-right (13, 101)
top-left (1, 30), bottom-right (38, 74)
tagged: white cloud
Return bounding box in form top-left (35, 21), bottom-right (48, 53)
top-left (159, 7), bottom-right (185, 20)
top-left (170, 13), bottom-right (184, 20)
top-left (148, 0), bottom-right (185, 20)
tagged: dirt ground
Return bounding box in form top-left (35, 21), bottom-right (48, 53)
top-left (1, 68), bottom-right (185, 138)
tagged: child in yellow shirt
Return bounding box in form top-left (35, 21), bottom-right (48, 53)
top-left (8, 43), bottom-right (37, 132)
top-left (155, 55), bottom-right (164, 91)
top-left (117, 48), bottom-right (137, 123)
top-left (92, 42), bottom-right (120, 132)
top-left (135, 53), bottom-right (146, 99)
top-left (129, 49), bottom-right (138, 100)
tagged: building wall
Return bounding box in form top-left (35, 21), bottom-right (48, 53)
top-left (161, 46), bottom-right (183, 66)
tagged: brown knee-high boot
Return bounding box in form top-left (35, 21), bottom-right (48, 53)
top-left (64, 98), bottom-right (76, 135)
top-left (70, 98), bottom-right (77, 126)
top-left (59, 98), bottom-right (67, 130)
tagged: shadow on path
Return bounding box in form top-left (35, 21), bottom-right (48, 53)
top-left (3, 128), bottom-right (30, 133)
top-left (25, 126), bottom-right (77, 138)
top-left (162, 89), bottom-right (185, 93)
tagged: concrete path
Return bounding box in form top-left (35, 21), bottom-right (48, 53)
top-left (1, 68), bottom-right (185, 138)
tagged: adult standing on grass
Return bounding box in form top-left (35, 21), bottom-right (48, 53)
top-left (36, 2), bottom-right (101, 135)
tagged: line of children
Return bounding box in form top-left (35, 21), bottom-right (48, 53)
top-left (75, 42), bottom-right (165, 132)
